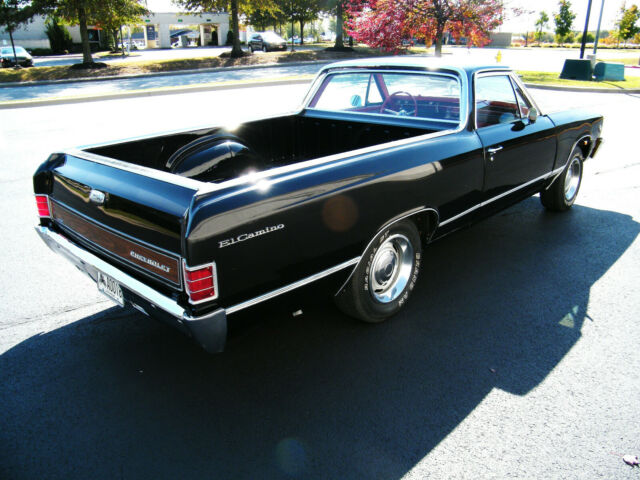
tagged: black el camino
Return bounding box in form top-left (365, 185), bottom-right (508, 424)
top-left (33, 57), bottom-right (603, 352)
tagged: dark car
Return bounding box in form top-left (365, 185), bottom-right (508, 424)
top-left (248, 31), bottom-right (287, 52)
top-left (33, 58), bottom-right (603, 353)
top-left (1, 46), bottom-right (33, 67)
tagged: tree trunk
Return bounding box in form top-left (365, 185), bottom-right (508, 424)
top-left (8, 29), bottom-right (18, 67)
top-left (230, 0), bottom-right (243, 58)
top-left (334, 2), bottom-right (344, 49)
top-left (300, 20), bottom-right (305, 45)
top-left (77, 5), bottom-right (94, 64)
top-left (434, 24), bottom-right (444, 57)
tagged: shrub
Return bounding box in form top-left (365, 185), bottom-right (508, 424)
top-left (45, 17), bottom-right (73, 54)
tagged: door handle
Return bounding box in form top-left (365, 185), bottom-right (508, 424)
top-left (487, 146), bottom-right (503, 161)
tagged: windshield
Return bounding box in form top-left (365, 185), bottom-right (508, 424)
top-left (2, 46), bottom-right (28, 55)
top-left (262, 32), bottom-right (285, 42)
top-left (307, 71), bottom-right (462, 124)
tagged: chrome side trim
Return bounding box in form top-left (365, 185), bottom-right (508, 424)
top-left (36, 225), bottom-right (186, 320)
top-left (439, 169), bottom-right (562, 227)
top-left (544, 134), bottom-right (592, 190)
top-left (335, 207), bottom-right (440, 296)
top-left (226, 257), bottom-right (360, 315)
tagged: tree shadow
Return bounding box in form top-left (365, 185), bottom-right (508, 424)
top-left (1, 199), bottom-right (637, 480)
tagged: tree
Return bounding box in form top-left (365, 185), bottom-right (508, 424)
top-left (321, 0), bottom-right (347, 50)
top-left (1, 0), bottom-right (53, 65)
top-left (535, 10), bottom-right (549, 44)
top-left (278, 0), bottom-right (321, 45)
top-left (45, 16), bottom-right (73, 53)
top-left (616, 3), bottom-right (640, 45)
top-left (346, 0), bottom-right (504, 56)
top-left (553, 0), bottom-right (575, 44)
top-left (95, 0), bottom-right (148, 53)
top-left (54, 0), bottom-right (103, 64)
top-left (174, 0), bottom-right (278, 57)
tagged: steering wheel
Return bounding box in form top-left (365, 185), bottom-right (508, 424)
top-left (380, 91), bottom-right (418, 117)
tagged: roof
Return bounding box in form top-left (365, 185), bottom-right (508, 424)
top-left (319, 56), bottom-right (510, 78)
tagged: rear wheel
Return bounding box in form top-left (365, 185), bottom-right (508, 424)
top-left (541, 150), bottom-right (584, 211)
top-left (336, 220), bottom-right (422, 323)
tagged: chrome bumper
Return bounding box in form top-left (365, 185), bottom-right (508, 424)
top-left (35, 226), bottom-right (227, 353)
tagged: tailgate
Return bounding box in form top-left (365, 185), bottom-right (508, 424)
top-left (36, 153), bottom-right (199, 291)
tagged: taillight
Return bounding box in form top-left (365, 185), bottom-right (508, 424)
top-left (35, 195), bottom-right (51, 218)
top-left (183, 261), bottom-right (218, 304)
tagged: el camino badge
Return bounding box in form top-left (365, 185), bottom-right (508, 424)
top-left (89, 189), bottom-right (106, 205)
top-left (218, 224), bottom-right (285, 248)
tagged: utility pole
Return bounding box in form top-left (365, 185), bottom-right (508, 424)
top-left (592, 0), bottom-right (606, 55)
top-left (579, 0), bottom-right (594, 59)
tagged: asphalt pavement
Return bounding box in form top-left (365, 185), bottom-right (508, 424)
top-left (0, 84), bottom-right (639, 479)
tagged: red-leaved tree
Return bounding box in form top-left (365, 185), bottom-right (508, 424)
top-left (346, 0), bottom-right (504, 56)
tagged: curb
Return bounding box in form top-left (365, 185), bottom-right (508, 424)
top-left (0, 76), bottom-right (314, 109)
top-left (0, 59), bottom-right (330, 89)
top-left (524, 82), bottom-right (640, 93)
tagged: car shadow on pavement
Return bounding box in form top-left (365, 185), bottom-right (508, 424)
top-left (1, 199), bottom-right (638, 480)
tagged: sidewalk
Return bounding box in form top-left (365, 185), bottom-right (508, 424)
top-left (0, 62), bottom-right (325, 105)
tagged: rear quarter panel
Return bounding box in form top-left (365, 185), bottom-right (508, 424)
top-left (185, 130), bottom-right (485, 308)
top-left (547, 109), bottom-right (604, 169)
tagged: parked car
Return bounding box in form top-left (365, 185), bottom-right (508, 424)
top-left (248, 31), bottom-right (287, 52)
top-left (1, 46), bottom-right (33, 67)
top-left (33, 57), bottom-right (603, 353)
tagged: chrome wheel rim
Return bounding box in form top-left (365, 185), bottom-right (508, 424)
top-left (369, 234), bottom-right (414, 303)
top-left (564, 156), bottom-right (581, 202)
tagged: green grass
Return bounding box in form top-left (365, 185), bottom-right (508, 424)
top-left (598, 57), bottom-right (639, 66)
top-left (0, 47), bottom-right (386, 84)
top-left (516, 70), bottom-right (640, 89)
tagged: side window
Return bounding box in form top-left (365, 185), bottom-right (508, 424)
top-left (475, 75), bottom-right (520, 128)
top-left (366, 75), bottom-right (383, 105)
top-left (511, 79), bottom-right (532, 117)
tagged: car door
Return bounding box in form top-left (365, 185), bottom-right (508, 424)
top-left (474, 72), bottom-right (556, 200)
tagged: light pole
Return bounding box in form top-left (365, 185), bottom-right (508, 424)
top-left (592, 0), bottom-right (606, 55)
top-left (579, 0), bottom-right (594, 59)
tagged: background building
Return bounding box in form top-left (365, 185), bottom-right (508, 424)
top-left (0, 11), bottom-right (229, 50)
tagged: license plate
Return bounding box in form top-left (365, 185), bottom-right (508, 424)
top-left (97, 271), bottom-right (124, 307)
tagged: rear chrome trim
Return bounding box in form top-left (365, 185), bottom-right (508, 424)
top-left (439, 168), bottom-right (562, 227)
top-left (226, 257), bottom-right (360, 315)
top-left (183, 259), bottom-right (219, 304)
top-left (37, 225), bottom-right (360, 321)
top-left (50, 200), bottom-right (182, 289)
top-left (36, 225), bottom-right (186, 319)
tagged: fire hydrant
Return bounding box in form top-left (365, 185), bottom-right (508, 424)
top-left (495, 50), bottom-right (502, 63)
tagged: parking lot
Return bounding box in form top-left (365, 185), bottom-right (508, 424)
top-left (0, 82), bottom-right (638, 479)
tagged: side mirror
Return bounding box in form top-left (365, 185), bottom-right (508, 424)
top-left (350, 94), bottom-right (362, 108)
top-left (528, 107), bottom-right (538, 123)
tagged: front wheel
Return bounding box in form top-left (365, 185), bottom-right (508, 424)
top-left (336, 220), bottom-right (422, 323)
top-left (541, 150), bottom-right (584, 211)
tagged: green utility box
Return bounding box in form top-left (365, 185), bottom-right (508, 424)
top-left (560, 59), bottom-right (593, 80)
top-left (593, 62), bottom-right (625, 81)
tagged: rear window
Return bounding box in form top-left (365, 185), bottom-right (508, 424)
top-left (308, 71), bottom-right (462, 124)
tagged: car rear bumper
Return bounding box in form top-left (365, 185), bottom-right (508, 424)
top-left (590, 137), bottom-right (603, 158)
top-left (35, 225), bottom-right (227, 353)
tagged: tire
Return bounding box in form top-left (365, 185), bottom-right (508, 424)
top-left (262, 45), bottom-right (267, 52)
top-left (336, 220), bottom-right (422, 323)
top-left (540, 149), bottom-right (584, 212)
